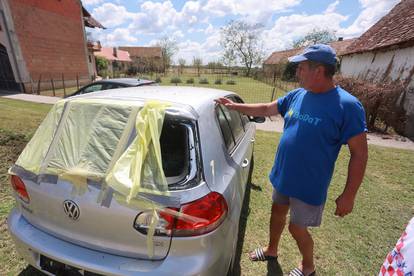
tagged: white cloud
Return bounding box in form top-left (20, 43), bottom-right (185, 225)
top-left (325, 0), bottom-right (340, 14)
top-left (82, 0), bottom-right (104, 6)
top-left (203, 0), bottom-right (301, 22)
top-left (129, 1), bottom-right (178, 34)
top-left (129, 1), bottom-right (204, 34)
top-left (94, 28), bottom-right (138, 46)
top-left (263, 12), bottom-right (348, 53)
top-left (92, 3), bottom-right (134, 28)
top-left (176, 31), bottom-right (222, 64)
top-left (205, 23), bottom-right (214, 34)
top-left (182, 1), bottom-right (201, 14)
top-left (173, 30), bottom-right (184, 38)
top-left (339, 0), bottom-right (399, 37)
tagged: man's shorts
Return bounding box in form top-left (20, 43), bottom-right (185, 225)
top-left (272, 188), bottom-right (325, 227)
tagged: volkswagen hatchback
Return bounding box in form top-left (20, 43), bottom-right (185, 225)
top-left (8, 86), bottom-right (257, 276)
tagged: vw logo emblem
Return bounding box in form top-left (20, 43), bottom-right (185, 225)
top-left (63, 200), bottom-right (80, 221)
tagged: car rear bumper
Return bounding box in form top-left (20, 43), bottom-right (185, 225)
top-left (8, 208), bottom-right (234, 276)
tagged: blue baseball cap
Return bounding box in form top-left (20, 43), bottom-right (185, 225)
top-left (288, 44), bottom-right (337, 65)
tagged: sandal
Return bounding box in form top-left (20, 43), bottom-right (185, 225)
top-left (248, 247), bottom-right (278, 261)
top-left (289, 267), bottom-right (316, 276)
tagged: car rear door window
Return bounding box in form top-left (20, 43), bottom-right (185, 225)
top-left (220, 105), bottom-right (244, 144)
top-left (216, 106), bottom-right (235, 150)
top-left (103, 83), bottom-right (125, 90)
top-left (82, 83), bottom-right (104, 94)
top-left (231, 96), bottom-right (250, 129)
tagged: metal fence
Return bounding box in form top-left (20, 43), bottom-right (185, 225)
top-left (1, 68), bottom-right (299, 104)
top-left (135, 70), bottom-right (299, 104)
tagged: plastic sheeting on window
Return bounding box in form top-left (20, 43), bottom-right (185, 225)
top-left (15, 101), bottom-right (65, 174)
top-left (9, 98), bottom-right (208, 259)
top-left (106, 101), bottom-right (171, 203)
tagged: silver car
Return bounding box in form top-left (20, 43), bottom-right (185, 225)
top-left (7, 86), bottom-right (258, 276)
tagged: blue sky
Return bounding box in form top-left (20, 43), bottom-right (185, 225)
top-left (82, 0), bottom-right (400, 63)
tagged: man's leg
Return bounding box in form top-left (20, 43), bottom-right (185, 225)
top-left (249, 189), bottom-right (289, 260)
top-left (266, 203), bottom-right (289, 256)
top-left (287, 197), bottom-right (324, 275)
top-left (288, 223), bottom-right (315, 275)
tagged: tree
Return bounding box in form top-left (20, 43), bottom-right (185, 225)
top-left (95, 56), bottom-right (108, 77)
top-left (292, 29), bottom-right (337, 48)
top-left (154, 36), bottom-right (178, 74)
top-left (220, 20), bottom-right (265, 77)
top-left (221, 48), bottom-right (237, 73)
top-left (95, 56), bottom-right (108, 72)
top-left (178, 58), bottom-right (186, 75)
top-left (192, 57), bottom-right (202, 77)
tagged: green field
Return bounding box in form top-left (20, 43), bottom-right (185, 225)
top-left (0, 98), bottom-right (413, 275)
top-left (38, 74), bottom-right (290, 103)
top-left (156, 74), bottom-right (286, 103)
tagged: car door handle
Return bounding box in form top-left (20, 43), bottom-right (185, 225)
top-left (241, 158), bottom-right (249, 168)
top-left (250, 138), bottom-right (255, 143)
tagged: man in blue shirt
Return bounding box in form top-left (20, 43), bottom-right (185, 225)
top-left (215, 44), bottom-right (368, 276)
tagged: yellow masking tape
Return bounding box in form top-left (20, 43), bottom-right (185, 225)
top-left (106, 101), bottom-right (171, 202)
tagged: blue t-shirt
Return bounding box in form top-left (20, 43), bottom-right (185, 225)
top-left (269, 86), bottom-right (367, 206)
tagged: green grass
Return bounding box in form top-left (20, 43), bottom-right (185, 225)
top-left (151, 74), bottom-right (286, 103)
top-left (0, 99), bottom-right (413, 275)
top-left (242, 131), bottom-right (414, 275)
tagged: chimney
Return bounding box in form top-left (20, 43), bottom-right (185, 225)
top-left (113, 47), bottom-right (118, 58)
top-left (338, 37), bottom-right (343, 41)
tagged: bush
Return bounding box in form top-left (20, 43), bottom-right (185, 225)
top-left (186, 78), bottom-right (194, 84)
top-left (214, 79), bottom-right (222, 85)
top-left (226, 80), bottom-right (236, 85)
top-left (335, 75), bottom-right (407, 134)
top-left (170, 77), bottom-right (182, 84)
top-left (199, 78), bottom-right (209, 84)
top-left (155, 77), bottom-right (162, 83)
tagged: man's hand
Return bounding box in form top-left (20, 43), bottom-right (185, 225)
top-left (334, 193), bottom-right (355, 217)
top-left (214, 97), bottom-right (236, 108)
top-left (214, 97), bottom-right (279, 117)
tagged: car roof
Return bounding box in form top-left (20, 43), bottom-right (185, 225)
top-left (69, 86), bottom-right (236, 114)
top-left (97, 78), bottom-right (155, 86)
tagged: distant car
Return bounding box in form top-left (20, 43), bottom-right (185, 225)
top-left (67, 78), bottom-right (156, 97)
top-left (8, 86), bottom-right (264, 276)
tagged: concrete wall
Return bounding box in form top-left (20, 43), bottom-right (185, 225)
top-left (7, 0), bottom-right (90, 90)
top-left (340, 46), bottom-right (414, 140)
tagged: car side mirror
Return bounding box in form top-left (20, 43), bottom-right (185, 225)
top-left (249, 116), bottom-right (265, 123)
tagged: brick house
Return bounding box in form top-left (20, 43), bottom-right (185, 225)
top-left (118, 46), bottom-right (163, 73)
top-left (94, 47), bottom-right (132, 76)
top-left (0, 0), bottom-right (103, 93)
top-left (340, 0), bottom-right (414, 139)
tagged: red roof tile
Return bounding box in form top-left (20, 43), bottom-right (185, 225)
top-left (344, 0), bottom-right (414, 54)
top-left (118, 47), bottom-right (162, 58)
top-left (94, 47), bottom-right (131, 62)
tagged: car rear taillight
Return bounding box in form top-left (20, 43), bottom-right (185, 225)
top-left (133, 192), bottom-right (228, 237)
top-left (10, 175), bottom-right (30, 203)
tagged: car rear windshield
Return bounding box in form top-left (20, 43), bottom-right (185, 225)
top-left (41, 100), bottom-right (199, 190)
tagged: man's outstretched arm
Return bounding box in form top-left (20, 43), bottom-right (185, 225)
top-left (214, 97), bottom-right (279, 117)
top-left (335, 132), bottom-right (368, 217)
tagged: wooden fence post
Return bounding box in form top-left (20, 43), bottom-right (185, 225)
top-left (30, 78), bottom-right (34, 94)
top-left (270, 87), bottom-right (276, 102)
top-left (37, 74), bottom-right (42, 95)
top-left (62, 73), bottom-right (66, 97)
top-left (51, 78), bottom-right (55, 96)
